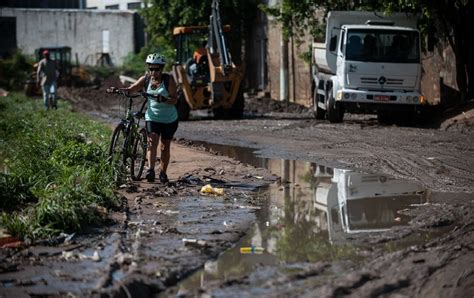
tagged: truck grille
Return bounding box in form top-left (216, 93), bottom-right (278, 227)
top-left (360, 77), bottom-right (378, 84)
top-left (360, 77), bottom-right (404, 86)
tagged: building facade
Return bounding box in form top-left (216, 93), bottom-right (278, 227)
top-left (0, 8), bottom-right (142, 66)
top-left (85, 0), bottom-right (145, 10)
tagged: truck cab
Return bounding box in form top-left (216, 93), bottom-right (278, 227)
top-left (312, 11), bottom-right (426, 123)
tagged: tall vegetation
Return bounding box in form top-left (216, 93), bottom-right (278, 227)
top-left (140, 0), bottom-right (259, 66)
top-left (0, 93), bottom-right (119, 241)
top-left (260, 0), bottom-right (474, 101)
top-left (0, 51), bottom-right (34, 90)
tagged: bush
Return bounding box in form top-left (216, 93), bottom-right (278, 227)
top-left (120, 51), bottom-right (147, 78)
top-left (0, 93), bottom-right (119, 241)
top-left (0, 51), bottom-right (35, 90)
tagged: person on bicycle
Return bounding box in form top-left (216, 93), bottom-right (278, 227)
top-left (116, 53), bottom-right (178, 183)
top-left (37, 50), bottom-right (59, 110)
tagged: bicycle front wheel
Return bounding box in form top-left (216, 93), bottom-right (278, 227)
top-left (109, 123), bottom-right (127, 175)
top-left (130, 128), bottom-right (148, 181)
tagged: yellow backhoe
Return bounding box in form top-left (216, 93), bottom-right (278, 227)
top-left (171, 0), bottom-right (244, 120)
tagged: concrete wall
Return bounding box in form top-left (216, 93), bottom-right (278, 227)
top-left (0, 8), bottom-right (136, 66)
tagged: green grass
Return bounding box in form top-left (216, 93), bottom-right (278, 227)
top-left (0, 93), bottom-right (119, 241)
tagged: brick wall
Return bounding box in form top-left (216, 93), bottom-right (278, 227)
top-left (421, 41), bottom-right (458, 105)
top-left (266, 20), bottom-right (312, 106)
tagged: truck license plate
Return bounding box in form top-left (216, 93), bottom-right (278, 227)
top-left (374, 95), bottom-right (390, 101)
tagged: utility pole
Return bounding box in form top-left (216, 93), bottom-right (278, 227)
top-left (280, 29), bottom-right (289, 103)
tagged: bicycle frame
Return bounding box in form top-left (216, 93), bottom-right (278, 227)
top-left (109, 90), bottom-right (150, 181)
top-left (122, 95), bottom-right (148, 157)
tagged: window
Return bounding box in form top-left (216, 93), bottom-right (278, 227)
top-left (340, 31), bottom-right (345, 52)
top-left (345, 29), bottom-right (420, 63)
top-left (105, 4), bottom-right (119, 9)
top-left (329, 28), bottom-right (338, 52)
top-left (127, 2), bottom-right (141, 10)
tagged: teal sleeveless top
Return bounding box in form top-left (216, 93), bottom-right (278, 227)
top-left (145, 76), bottom-right (178, 123)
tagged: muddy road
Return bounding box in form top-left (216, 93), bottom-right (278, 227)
top-left (1, 85), bottom-right (473, 297)
top-left (171, 106), bottom-right (474, 297)
top-left (177, 109), bottom-right (474, 194)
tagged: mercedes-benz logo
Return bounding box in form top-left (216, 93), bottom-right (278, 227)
top-left (378, 76), bottom-right (386, 85)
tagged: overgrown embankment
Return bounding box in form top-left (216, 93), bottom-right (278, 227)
top-left (0, 93), bottom-right (119, 242)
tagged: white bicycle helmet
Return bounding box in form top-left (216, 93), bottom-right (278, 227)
top-left (146, 53), bottom-right (166, 65)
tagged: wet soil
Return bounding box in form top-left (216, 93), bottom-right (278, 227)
top-left (0, 143), bottom-right (277, 297)
top-left (1, 79), bottom-right (473, 296)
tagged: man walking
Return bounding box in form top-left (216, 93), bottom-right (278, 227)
top-left (37, 50), bottom-right (59, 110)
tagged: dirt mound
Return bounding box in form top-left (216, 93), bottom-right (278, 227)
top-left (58, 75), bottom-right (126, 116)
top-left (244, 94), bottom-right (312, 115)
top-left (439, 101), bottom-right (474, 132)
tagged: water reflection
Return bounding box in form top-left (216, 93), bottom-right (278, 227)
top-left (176, 144), bottom-right (429, 293)
top-left (312, 166), bottom-right (428, 244)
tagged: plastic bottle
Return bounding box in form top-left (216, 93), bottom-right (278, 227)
top-left (240, 245), bottom-right (264, 254)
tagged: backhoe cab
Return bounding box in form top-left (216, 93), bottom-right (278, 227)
top-left (172, 0), bottom-right (244, 120)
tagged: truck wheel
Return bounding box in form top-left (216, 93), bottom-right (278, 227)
top-left (177, 91), bottom-right (190, 121)
top-left (313, 88), bottom-right (326, 120)
top-left (326, 89), bottom-right (343, 123)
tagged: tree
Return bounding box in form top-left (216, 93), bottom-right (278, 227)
top-left (259, 1), bottom-right (353, 42)
top-left (140, 0), bottom-right (258, 67)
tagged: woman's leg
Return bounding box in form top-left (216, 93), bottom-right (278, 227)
top-left (147, 132), bottom-right (159, 170)
top-left (158, 120), bottom-right (178, 180)
top-left (159, 138), bottom-right (172, 173)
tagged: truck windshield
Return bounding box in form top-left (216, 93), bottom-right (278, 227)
top-left (345, 29), bottom-right (419, 63)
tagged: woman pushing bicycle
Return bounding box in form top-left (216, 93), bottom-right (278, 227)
top-left (111, 53), bottom-right (178, 183)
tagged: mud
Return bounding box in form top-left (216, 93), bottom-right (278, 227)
top-left (0, 143), bottom-right (277, 297)
top-left (1, 78), bottom-right (473, 296)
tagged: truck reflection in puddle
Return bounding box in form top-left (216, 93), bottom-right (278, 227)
top-left (175, 144), bottom-right (430, 295)
top-left (314, 166), bottom-right (428, 244)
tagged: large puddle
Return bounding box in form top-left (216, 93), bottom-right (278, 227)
top-left (174, 142), bottom-right (435, 293)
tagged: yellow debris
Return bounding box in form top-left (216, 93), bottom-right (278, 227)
top-left (240, 246), bottom-right (264, 254)
top-left (200, 184), bottom-right (225, 195)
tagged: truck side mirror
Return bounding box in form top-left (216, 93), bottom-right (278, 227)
top-left (329, 35), bottom-right (337, 52)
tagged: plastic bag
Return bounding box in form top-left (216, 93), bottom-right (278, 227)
top-left (200, 184), bottom-right (225, 195)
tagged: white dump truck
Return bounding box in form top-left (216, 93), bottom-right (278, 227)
top-left (312, 11), bottom-right (426, 123)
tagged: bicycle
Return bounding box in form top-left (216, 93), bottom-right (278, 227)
top-left (106, 88), bottom-right (151, 181)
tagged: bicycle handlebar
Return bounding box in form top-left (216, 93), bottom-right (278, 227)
top-left (106, 88), bottom-right (166, 102)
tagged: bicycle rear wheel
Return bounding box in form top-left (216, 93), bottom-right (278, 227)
top-left (130, 128), bottom-right (148, 181)
top-left (109, 123), bottom-right (127, 177)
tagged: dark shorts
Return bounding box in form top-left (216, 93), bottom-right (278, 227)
top-left (146, 120), bottom-right (178, 140)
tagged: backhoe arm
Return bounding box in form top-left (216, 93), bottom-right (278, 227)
top-left (210, 0), bottom-right (231, 75)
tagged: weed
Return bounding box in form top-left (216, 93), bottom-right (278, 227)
top-left (0, 93), bottom-right (119, 241)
